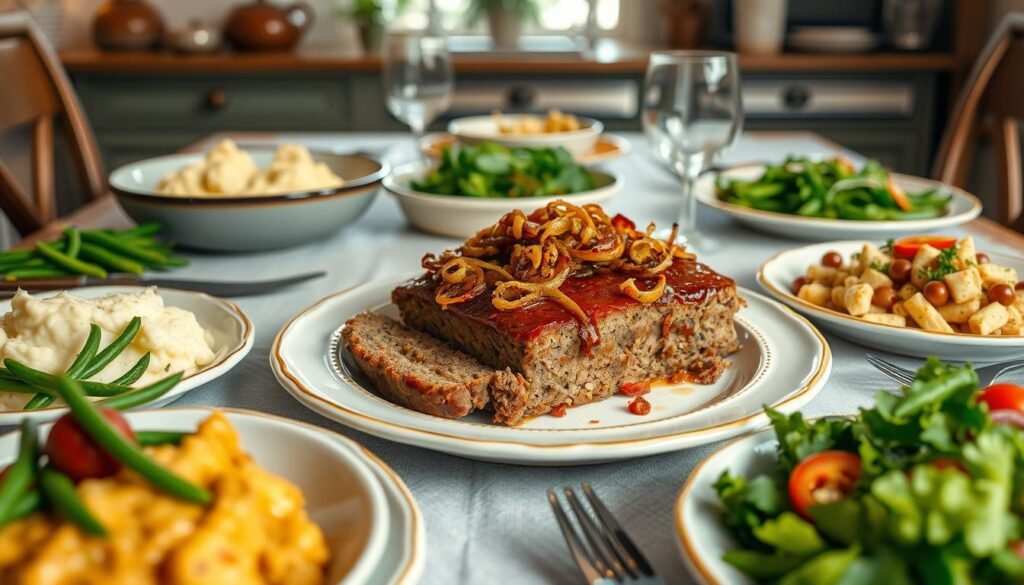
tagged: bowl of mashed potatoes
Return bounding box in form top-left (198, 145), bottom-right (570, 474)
top-left (109, 140), bottom-right (388, 252)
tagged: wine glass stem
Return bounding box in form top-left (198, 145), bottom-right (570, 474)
top-left (678, 168), bottom-right (699, 238)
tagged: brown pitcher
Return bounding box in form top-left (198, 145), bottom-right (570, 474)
top-left (224, 0), bottom-right (314, 52)
top-left (92, 0), bottom-right (165, 51)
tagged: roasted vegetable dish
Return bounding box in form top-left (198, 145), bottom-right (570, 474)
top-left (716, 359), bottom-right (1024, 584)
top-left (716, 157), bottom-right (951, 221)
top-left (410, 142), bottom-right (596, 198)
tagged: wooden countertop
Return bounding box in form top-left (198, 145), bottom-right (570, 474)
top-left (60, 43), bottom-right (959, 75)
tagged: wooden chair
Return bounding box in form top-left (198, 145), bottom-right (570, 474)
top-left (933, 13), bottom-right (1024, 232)
top-left (0, 11), bottom-right (105, 236)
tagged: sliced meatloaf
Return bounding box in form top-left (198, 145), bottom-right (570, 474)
top-left (393, 260), bottom-right (743, 425)
top-left (342, 312), bottom-right (529, 421)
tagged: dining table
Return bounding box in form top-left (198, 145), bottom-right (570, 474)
top-left (17, 130), bottom-right (1024, 585)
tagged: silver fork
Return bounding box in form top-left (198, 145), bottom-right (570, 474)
top-left (866, 354), bottom-right (1024, 387)
top-left (547, 483), bottom-right (664, 585)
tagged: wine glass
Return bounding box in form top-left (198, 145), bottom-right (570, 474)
top-left (382, 30), bottom-right (454, 155)
top-left (643, 51), bottom-right (743, 252)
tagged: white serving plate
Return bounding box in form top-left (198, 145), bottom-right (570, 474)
top-left (383, 162), bottom-right (621, 238)
top-left (0, 286), bottom-right (254, 424)
top-left (447, 114), bottom-right (604, 158)
top-left (419, 132), bottom-right (632, 167)
top-left (696, 165), bottom-right (982, 241)
top-left (270, 275), bottom-right (832, 466)
top-left (675, 426), bottom-right (781, 585)
top-left (0, 408), bottom-right (390, 585)
top-left (758, 240), bottom-right (1024, 362)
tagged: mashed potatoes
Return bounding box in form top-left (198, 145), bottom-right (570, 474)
top-left (0, 289), bottom-right (216, 410)
top-left (0, 413), bottom-right (330, 585)
top-left (495, 109), bottom-right (582, 134)
top-left (156, 139), bottom-right (344, 197)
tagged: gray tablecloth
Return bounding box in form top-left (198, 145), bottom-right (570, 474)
top-left (165, 132), bottom-right (1014, 585)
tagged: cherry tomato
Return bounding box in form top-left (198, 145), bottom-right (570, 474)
top-left (975, 252), bottom-right (991, 265)
top-left (888, 259), bottom-right (913, 284)
top-left (989, 284), bottom-right (1015, 307)
top-left (619, 381), bottom-right (650, 396)
top-left (791, 276), bottom-right (809, 296)
top-left (923, 281), bottom-right (949, 306)
top-left (1016, 282), bottom-right (1024, 292)
top-left (979, 383), bottom-right (1024, 414)
top-left (892, 235), bottom-right (957, 260)
top-left (788, 451), bottom-right (861, 521)
top-left (821, 252), bottom-right (843, 269)
top-left (872, 286), bottom-right (897, 309)
top-left (1013, 541), bottom-right (1024, 559)
top-left (887, 179), bottom-right (912, 212)
top-left (45, 409), bottom-right (135, 482)
top-left (628, 396), bottom-right (651, 415)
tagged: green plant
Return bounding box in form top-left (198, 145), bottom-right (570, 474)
top-left (466, 0), bottom-right (540, 25)
top-left (346, 0), bottom-right (409, 23)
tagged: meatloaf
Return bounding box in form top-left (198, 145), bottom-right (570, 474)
top-left (393, 259), bottom-right (743, 425)
top-left (343, 312), bottom-right (529, 420)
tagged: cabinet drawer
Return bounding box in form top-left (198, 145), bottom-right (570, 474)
top-left (78, 76), bottom-right (349, 131)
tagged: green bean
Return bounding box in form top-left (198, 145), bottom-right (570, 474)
top-left (0, 379), bottom-right (47, 394)
top-left (80, 231), bottom-right (167, 266)
top-left (5, 359), bottom-right (130, 398)
top-left (23, 395), bottom-right (54, 410)
top-left (79, 317), bottom-right (141, 380)
top-left (100, 372), bottom-right (183, 411)
top-left (111, 353), bottom-right (150, 386)
top-left (39, 466), bottom-right (106, 536)
top-left (78, 243), bottom-right (145, 275)
top-left (0, 258), bottom-right (47, 273)
top-left (135, 430), bottom-right (186, 447)
top-left (35, 241), bottom-right (106, 278)
top-left (8, 489), bottom-right (41, 523)
top-left (66, 325), bottom-right (102, 379)
top-left (55, 376), bottom-right (209, 504)
top-left (0, 419), bottom-right (38, 524)
top-left (162, 256), bottom-right (190, 268)
top-left (0, 249), bottom-right (34, 263)
top-left (4, 267), bottom-right (70, 280)
top-left (63, 227), bottom-right (81, 259)
top-left (116, 222), bottom-right (163, 238)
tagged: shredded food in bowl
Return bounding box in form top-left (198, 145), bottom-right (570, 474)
top-left (422, 200), bottom-right (695, 346)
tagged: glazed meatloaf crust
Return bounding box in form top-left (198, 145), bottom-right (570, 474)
top-left (393, 259), bottom-right (743, 425)
top-left (343, 312), bottom-right (529, 420)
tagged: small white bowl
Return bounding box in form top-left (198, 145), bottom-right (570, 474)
top-left (383, 162), bottom-right (621, 238)
top-left (758, 240), bottom-right (1024, 362)
top-left (447, 114), bottom-right (604, 158)
top-left (0, 408), bottom-right (390, 585)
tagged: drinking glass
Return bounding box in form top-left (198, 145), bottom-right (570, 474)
top-left (382, 30), bottom-right (454, 148)
top-left (643, 51), bottom-right (743, 251)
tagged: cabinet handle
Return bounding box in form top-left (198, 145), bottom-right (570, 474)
top-left (205, 89), bottom-right (228, 111)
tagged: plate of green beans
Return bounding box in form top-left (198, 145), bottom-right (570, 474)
top-left (0, 286), bottom-right (253, 423)
top-left (695, 158), bottom-right (983, 241)
top-left (0, 223), bottom-right (187, 282)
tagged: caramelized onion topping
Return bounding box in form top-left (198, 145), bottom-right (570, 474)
top-left (421, 200), bottom-right (695, 345)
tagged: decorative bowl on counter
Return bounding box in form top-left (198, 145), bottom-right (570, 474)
top-left (92, 0), bottom-right (165, 51)
top-left (383, 161), bottom-right (621, 238)
top-left (109, 150), bottom-right (387, 252)
top-left (224, 0), bottom-right (314, 52)
top-left (447, 114), bottom-right (605, 159)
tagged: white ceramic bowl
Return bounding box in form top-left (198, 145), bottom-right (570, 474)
top-left (447, 114), bottom-right (604, 158)
top-left (696, 165), bottom-right (983, 241)
top-left (110, 150), bottom-right (388, 252)
top-left (383, 162), bottom-right (621, 238)
top-left (758, 240), bottom-right (1024, 362)
top-left (0, 408), bottom-right (390, 585)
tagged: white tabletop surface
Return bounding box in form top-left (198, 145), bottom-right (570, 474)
top-left (160, 132), bottom-right (1017, 585)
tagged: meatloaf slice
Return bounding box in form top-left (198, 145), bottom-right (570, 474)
top-left (342, 312), bottom-right (530, 422)
top-left (393, 260), bottom-right (743, 425)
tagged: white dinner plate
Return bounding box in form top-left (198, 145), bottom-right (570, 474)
top-left (0, 286), bottom-right (254, 424)
top-left (270, 274), bottom-right (832, 466)
top-left (758, 240), bottom-right (1024, 362)
top-left (675, 426), bottom-right (784, 585)
top-left (696, 165), bottom-right (982, 241)
top-left (0, 407), bottom-right (391, 585)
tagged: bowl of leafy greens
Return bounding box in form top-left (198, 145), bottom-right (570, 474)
top-left (695, 157), bottom-right (981, 241)
top-left (383, 142), bottom-right (621, 237)
top-left (676, 358), bottom-right (1024, 585)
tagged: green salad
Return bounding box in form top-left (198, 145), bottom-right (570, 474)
top-left (716, 359), bottom-right (1024, 584)
top-left (410, 142), bottom-right (595, 198)
top-left (716, 157), bottom-right (951, 221)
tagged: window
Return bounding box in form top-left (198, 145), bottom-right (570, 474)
top-left (388, 0), bottom-right (620, 34)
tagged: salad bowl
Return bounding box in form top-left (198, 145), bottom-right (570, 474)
top-left (447, 114), bottom-right (604, 158)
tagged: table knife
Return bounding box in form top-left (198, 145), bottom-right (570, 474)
top-left (0, 271), bottom-right (326, 297)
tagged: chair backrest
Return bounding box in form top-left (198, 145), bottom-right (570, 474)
top-left (933, 13), bottom-right (1024, 230)
top-left (0, 12), bottom-right (104, 236)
